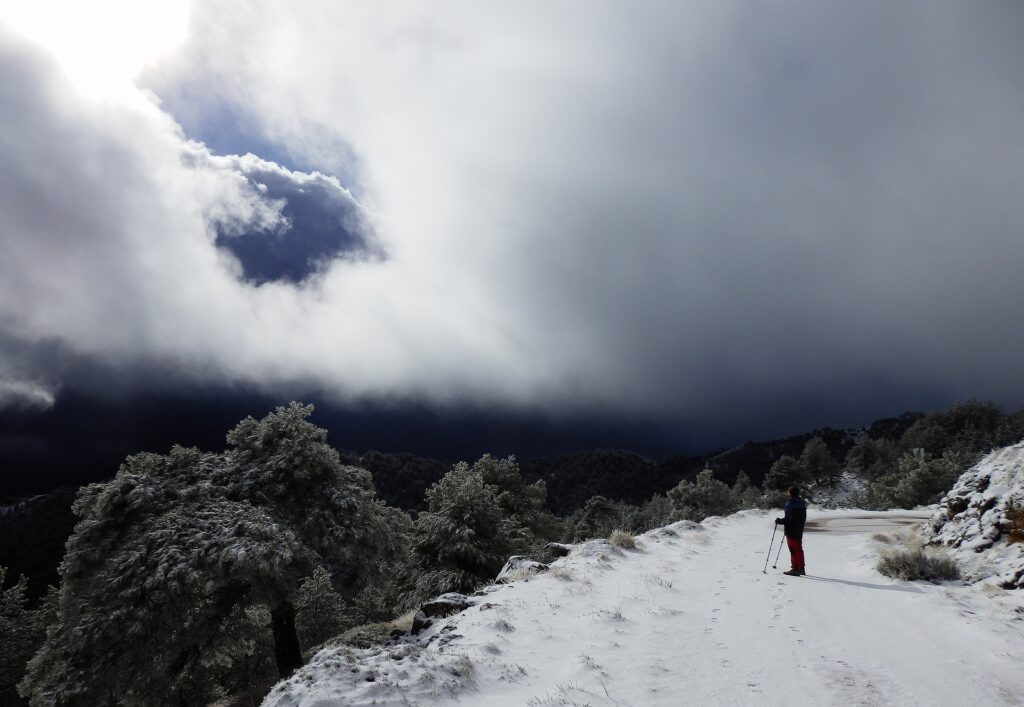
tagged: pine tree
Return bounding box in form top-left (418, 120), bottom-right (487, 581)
top-left (800, 437), bottom-right (839, 487)
top-left (295, 567), bottom-right (349, 651)
top-left (1, 568), bottom-right (54, 704)
top-left (566, 495), bottom-right (632, 541)
top-left (667, 469), bottom-right (736, 521)
top-left (20, 403), bottom-right (400, 705)
top-left (409, 461), bottom-right (518, 601)
top-left (764, 455), bottom-right (800, 491)
top-left (844, 434), bottom-right (897, 480)
top-left (470, 454), bottom-right (549, 551)
top-left (630, 494), bottom-right (677, 532)
top-left (731, 471), bottom-right (760, 508)
top-left (867, 447), bottom-right (974, 509)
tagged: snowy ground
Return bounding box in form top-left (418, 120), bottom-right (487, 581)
top-left (265, 510), bottom-right (1024, 707)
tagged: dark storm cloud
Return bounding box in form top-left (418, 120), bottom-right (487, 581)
top-left (3, 3), bottom-right (1024, 458)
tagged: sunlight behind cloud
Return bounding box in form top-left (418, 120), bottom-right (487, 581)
top-left (0, 0), bottom-right (190, 100)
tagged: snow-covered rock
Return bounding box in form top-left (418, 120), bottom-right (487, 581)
top-left (926, 440), bottom-right (1024, 588)
top-left (411, 593), bottom-right (476, 634)
top-left (420, 592), bottom-right (474, 618)
top-left (545, 541), bottom-right (573, 558)
top-left (495, 555), bottom-right (548, 583)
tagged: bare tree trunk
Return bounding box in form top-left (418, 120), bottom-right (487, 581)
top-left (271, 600), bottom-right (303, 678)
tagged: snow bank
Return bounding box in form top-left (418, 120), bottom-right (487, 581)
top-left (926, 440), bottom-right (1024, 589)
top-left (261, 641), bottom-right (475, 706)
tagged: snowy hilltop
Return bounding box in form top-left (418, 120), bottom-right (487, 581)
top-left (263, 509), bottom-right (1024, 706)
top-left (926, 440), bottom-right (1024, 589)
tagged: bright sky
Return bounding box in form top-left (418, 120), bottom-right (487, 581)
top-left (0, 0), bottom-right (191, 100)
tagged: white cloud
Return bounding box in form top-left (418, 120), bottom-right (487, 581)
top-left (3, 3), bottom-right (1024, 438)
top-left (0, 377), bottom-right (56, 411)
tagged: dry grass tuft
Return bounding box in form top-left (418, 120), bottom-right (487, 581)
top-left (877, 542), bottom-right (960, 582)
top-left (388, 610), bottom-right (417, 632)
top-left (609, 529), bottom-right (639, 550)
top-left (500, 566), bottom-right (541, 583)
top-left (871, 532), bottom-right (894, 544)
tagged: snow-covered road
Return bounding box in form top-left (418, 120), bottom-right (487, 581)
top-left (265, 510), bottom-right (1024, 706)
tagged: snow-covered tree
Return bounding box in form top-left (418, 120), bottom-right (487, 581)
top-left (630, 493), bottom-right (678, 532)
top-left (731, 471), bottom-right (761, 508)
top-left (668, 469), bottom-right (736, 521)
top-left (763, 455), bottom-right (800, 491)
top-left (800, 437), bottom-right (840, 487)
top-left (845, 434), bottom-right (897, 480)
top-left (1, 568), bottom-right (55, 704)
top-left (470, 454), bottom-right (552, 551)
top-left (295, 567), bottom-right (349, 651)
top-left (565, 495), bottom-right (631, 541)
top-left (408, 460), bottom-right (519, 600)
top-left (20, 403), bottom-right (400, 705)
top-left (866, 447), bottom-right (973, 509)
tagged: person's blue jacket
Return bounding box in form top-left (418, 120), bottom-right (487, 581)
top-left (775, 496), bottom-right (807, 539)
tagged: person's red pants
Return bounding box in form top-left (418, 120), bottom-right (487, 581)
top-left (786, 536), bottom-right (805, 570)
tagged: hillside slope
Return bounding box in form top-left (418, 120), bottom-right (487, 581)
top-left (264, 509), bottom-right (1024, 706)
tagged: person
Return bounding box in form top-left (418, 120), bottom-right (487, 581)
top-left (775, 485), bottom-right (807, 576)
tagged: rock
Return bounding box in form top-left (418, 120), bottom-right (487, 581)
top-left (546, 542), bottom-right (573, 558)
top-left (495, 556), bottom-right (548, 583)
top-left (421, 592), bottom-right (474, 618)
top-left (410, 611), bottom-right (433, 635)
top-left (412, 594), bottom-right (477, 635)
top-left (946, 495), bottom-right (970, 515)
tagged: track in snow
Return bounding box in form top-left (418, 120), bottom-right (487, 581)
top-left (265, 510), bottom-right (1024, 707)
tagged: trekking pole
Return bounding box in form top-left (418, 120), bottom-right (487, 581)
top-left (771, 535), bottom-right (785, 570)
top-left (762, 524), bottom-right (778, 574)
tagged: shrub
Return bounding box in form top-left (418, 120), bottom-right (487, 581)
top-left (877, 544), bottom-right (960, 582)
